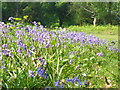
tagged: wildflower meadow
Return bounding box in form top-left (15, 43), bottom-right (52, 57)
top-left (1, 17), bottom-right (119, 88)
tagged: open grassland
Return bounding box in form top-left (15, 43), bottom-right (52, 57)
top-left (67, 25), bottom-right (118, 41)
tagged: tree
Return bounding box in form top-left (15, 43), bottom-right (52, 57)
top-left (2, 2), bottom-right (119, 26)
top-left (55, 2), bottom-right (72, 27)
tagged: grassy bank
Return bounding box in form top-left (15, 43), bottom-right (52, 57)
top-left (1, 22), bottom-right (119, 88)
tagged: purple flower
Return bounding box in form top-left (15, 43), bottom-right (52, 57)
top-left (46, 44), bottom-right (51, 48)
top-left (75, 65), bottom-right (80, 70)
top-left (40, 69), bottom-right (45, 77)
top-left (66, 77), bottom-right (79, 83)
top-left (108, 46), bottom-right (114, 50)
top-left (37, 57), bottom-right (47, 65)
top-left (2, 49), bottom-right (11, 57)
top-left (17, 42), bottom-right (27, 51)
top-left (2, 44), bottom-right (8, 48)
top-left (25, 27), bottom-right (30, 32)
top-left (32, 21), bottom-right (38, 26)
top-left (69, 59), bottom-right (73, 64)
top-left (66, 77), bottom-right (83, 86)
top-left (44, 86), bottom-right (52, 89)
top-left (96, 52), bottom-right (104, 57)
top-left (32, 37), bottom-right (38, 41)
top-left (29, 46), bottom-right (35, 51)
top-left (27, 50), bottom-right (33, 56)
top-left (44, 74), bottom-right (49, 79)
top-left (2, 61), bottom-right (4, 63)
top-left (107, 46), bottom-right (120, 52)
top-left (22, 44), bottom-right (27, 51)
top-left (8, 17), bottom-right (14, 21)
top-left (37, 67), bottom-right (48, 79)
top-left (54, 81), bottom-right (60, 86)
top-left (29, 70), bottom-right (33, 74)
top-left (29, 74), bottom-right (35, 77)
top-left (54, 81), bottom-right (64, 88)
top-left (1, 66), bottom-right (6, 69)
top-left (113, 48), bottom-right (120, 52)
top-left (77, 79), bottom-right (83, 85)
top-left (39, 25), bottom-right (44, 30)
top-left (84, 81), bottom-right (89, 86)
top-left (28, 70), bottom-right (35, 77)
top-left (17, 48), bottom-right (22, 54)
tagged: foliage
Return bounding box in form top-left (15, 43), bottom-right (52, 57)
top-left (2, 2), bottom-right (120, 27)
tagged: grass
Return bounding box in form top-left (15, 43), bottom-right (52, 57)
top-left (67, 25), bottom-right (118, 41)
top-left (94, 34), bottom-right (118, 41)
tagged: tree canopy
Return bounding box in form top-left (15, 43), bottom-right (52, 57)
top-left (2, 2), bottom-right (120, 27)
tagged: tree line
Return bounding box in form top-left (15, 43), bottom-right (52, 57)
top-left (2, 2), bottom-right (120, 27)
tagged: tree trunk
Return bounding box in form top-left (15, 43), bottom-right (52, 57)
top-left (104, 21), bottom-right (106, 25)
top-left (16, 2), bottom-right (19, 17)
top-left (59, 17), bottom-right (63, 27)
top-left (108, 2), bottom-right (112, 25)
top-left (0, 2), bottom-right (2, 21)
top-left (93, 17), bottom-right (96, 27)
top-left (92, 12), bottom-right (96, 27)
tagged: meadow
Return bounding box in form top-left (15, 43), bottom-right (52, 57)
top-left (67, 25), bottom-right (118, 41)
top-left (1, 17), bottom-right (119, 88)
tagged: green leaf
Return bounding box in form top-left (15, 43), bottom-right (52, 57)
top-left (69, 54), bottom-right (75, 59)
top-left (38, 22), bottom-right (41, 25)
top-left (14, 18), bottom-right (22, 21)
top-left (23, 15), bottom-right (29, 19)
top-left (90, 57), bottom-right (95, 60)
top-left (58, 65), bottom-right (65, 79)
top-left (84, 58), bottom-right (89, 61)
top-left (62, 59), bottom-right (69, 62)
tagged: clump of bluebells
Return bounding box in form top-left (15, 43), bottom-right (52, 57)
top-left (36, 67), bottom-right (49, 79)
top-left (28, 70), bottom-right (35, 77)
top-left (1, 18), bottom-right (119, 53)
top-left (28, 57), bottom-right (48, 79)
top-left (54, 80), bottom-right (64, 88)
top-left (66, 77), bottom-right (83, 85)
top-left (51, 77), bottom-right (89, 88)
top-left (36, 57), bottom-right (47, 65)
top-left (1, 17), bottom-right (119, 88)
top-left (2, 44), bottom-right (12, 57)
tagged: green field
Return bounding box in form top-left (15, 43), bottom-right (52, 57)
top-left (67, 25), bottom-right (118, 41)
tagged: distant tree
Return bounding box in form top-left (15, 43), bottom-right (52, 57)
top-left (55, 2), bottom-right (72, 27)
top-left (2, 2), bottom-right (119, 26)
top-left (2, 2), bottom-right (28, 22)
